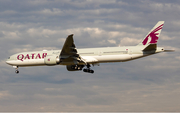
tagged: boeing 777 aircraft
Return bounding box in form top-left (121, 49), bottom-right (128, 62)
top-left (6, 21), bottom-right (173, 74)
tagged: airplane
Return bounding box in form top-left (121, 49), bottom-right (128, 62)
top-left (6, 21), bottom-right (174, 74)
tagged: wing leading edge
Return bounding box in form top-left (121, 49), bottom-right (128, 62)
top-left (60, 34), bottom-right (86, 65)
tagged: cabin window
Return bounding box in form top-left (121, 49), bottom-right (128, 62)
top-left (80, 52), bottom-right (94, 54)
top-left (103, 51), bottom-right (127, 54)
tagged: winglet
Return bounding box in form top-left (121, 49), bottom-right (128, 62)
top-left (138, 21), bottom-right (164, 46)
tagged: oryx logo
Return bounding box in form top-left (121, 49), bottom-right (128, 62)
top-left (142, 24), bottom-right (163, 45)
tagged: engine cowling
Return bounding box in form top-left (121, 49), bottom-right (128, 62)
top-left (66, 65), bottom-right (84, 71)
top-left (44, 55), bottom-right (60, 65)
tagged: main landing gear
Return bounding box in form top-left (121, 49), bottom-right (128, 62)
top-left (83, 64), bottom-right (94, 74)
top-left (13, 66), bottom-right (19, 74)
top-left (68, 64), bottom-right (94, 73)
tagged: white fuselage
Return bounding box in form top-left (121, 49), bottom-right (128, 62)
top-left (6, 46), bottom-right (164, 67)
top-left (5, 21), bottom-right (170, 74)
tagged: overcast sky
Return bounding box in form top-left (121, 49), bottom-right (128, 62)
top-left (0, 0), bottom-right (180, 112)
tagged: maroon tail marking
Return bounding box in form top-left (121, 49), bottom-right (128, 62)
top-left (142, 24), bottom-right (163, 45)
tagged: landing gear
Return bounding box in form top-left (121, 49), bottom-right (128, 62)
top-left (13, 66), bottom-right (19, 74)
top-left (15, 70), bottom-right (19, 74)
top-left (83, 63), bottom-right (94, 74)
top-left (83, 68), bottom-right (94, 73)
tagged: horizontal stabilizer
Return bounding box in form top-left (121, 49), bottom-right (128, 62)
top-left (164, 50), bottom-right (175, 52)
top-left (143, 44), bottom-right (157, 51)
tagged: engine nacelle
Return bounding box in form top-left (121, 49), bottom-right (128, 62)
top-left (44, 55), bottom-right (60, 65)
top-left (66, 65), bottom-right (84, 71)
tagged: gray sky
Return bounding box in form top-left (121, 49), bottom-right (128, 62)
top-left (0, 0), bottom-right (179, 112)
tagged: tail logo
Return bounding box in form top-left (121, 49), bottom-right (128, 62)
top-left (142, 24), bottom-right (163, 45)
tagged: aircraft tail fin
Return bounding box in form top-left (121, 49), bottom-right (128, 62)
top-left (138, 21), bottom-right (164, 46)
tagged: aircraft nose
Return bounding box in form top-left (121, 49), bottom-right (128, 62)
top-left (6, 57), bottom-right (11, 65)
top-left (6, 60), bottom-right (10, 64)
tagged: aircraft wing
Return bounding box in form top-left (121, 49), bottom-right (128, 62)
top-left (60, 34), bottom-right (86, 65)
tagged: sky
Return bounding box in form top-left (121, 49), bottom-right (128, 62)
top-left (0, 0), bottom-right (179, 112)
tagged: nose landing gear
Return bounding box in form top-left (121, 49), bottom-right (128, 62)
top-left (13, 66), bottom-right (19, 74)
top-left (15, 70), bottom-right (19, 74)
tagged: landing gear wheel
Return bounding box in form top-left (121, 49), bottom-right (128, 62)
top-left (83, 68), bottom-right (88, 72)
top-left (13, 66), bottom-right (19, 74)
top-left (15, 70), bottom-right (19, 74)
top-left (83, 64), bottom-right (94, 74)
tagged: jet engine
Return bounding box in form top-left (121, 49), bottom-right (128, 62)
top-left (44, 55), bottom-right (60, 65)
top-left (66, 65), bottom-right (84, 71)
